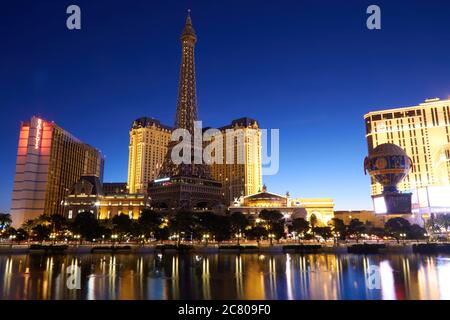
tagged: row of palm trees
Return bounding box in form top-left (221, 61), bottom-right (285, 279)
top-left (0, 210), bottom-right (430, 244)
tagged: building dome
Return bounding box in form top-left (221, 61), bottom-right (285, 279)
top-left (364, 143), bottom-right (412, 193)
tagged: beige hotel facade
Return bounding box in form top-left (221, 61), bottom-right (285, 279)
top-left (127, 117), bottom-right (263, 204)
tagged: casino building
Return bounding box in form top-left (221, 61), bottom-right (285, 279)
top-left (10, 116), bottom-right (104, 227)
top-left (229, 185), bottom-right (335, 226)
top-left (63, 176), bottom-right (150, 220)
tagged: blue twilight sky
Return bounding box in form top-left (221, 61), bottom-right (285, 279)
top-left (1, 0), bottom-right (450, 213)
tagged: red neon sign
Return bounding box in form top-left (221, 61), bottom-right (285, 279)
top-left (35, 118), bottom-right (42, 149)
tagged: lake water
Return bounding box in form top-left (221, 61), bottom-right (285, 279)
top-left (0, 253), bottom-right (449, 300)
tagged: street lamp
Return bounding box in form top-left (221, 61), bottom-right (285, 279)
top-left (235, 232), bottom-right (242, 246)
top-left (202, 233), bottom-right (210, 247)
top-left (268, 233), bottom-right (275, 246)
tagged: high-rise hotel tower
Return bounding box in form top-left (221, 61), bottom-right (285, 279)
top-left (365, 98), bottom-right (450, 197)
top-left (210, 118), bottom-right (263, 204)
top-left (127, 117), bottom-right (172, 194)
top-left (10, 116), bottom-right (104, 227)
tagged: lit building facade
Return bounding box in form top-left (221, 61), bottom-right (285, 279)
top-left (64, 176), bottom-right (150, 220)
top-left (11, 116), bottom-right (104, 227)
top-left (365, 98), bottom-right (450, 194)
top-left (230, 185), bottom-right (334, 226)
top-left (365, 98), bottom-right (450, 216)
top-left (127, 117), bottom-right (172, 194)
top-left (210, 118), bottom-right (263, 204)
top-left (334, 210), bottom-right (384, 228)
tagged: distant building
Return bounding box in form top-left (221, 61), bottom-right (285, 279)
top-left (334, 210), bottom-right (384, 228)
top-left (127, 117), bottom-right (172, 194)
top-left (10, 116), bottom-right (104, 227)
top-left (210, 117), bottom-right (263, 204)
top-left (230, 185), bottom-right (334, 226)
top-left (64, 176), bottom-right (150, 220)
top-left (364, 97), bottom-right (450, 218)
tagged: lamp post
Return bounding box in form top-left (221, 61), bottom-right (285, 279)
top-left (202, 233), bottom-right (210, 247)
top-left (400, 233), bottom-right (407, 244)
top-left (235, 232), bottom-right (242, 246)
top-left (268, 233), bottom-right (275, 246)
top-left (111, 234), bottom-right (118, 247)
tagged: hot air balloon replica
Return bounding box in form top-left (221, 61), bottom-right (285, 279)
top-left (364, 143), bottom-right (413, 214)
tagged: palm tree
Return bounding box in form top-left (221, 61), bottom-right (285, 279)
top-left (0, 213), bottom-right (12, 231)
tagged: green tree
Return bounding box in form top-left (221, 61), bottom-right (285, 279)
top-left (347, 219), bottom-right (365, 243)
top-left (259, 210), bottom-right (283, 225)
top-left (315, 226), bottom-right (333, 241)
top-left (70, 211), bottom-right (102, 242)
top-left (407, 224), bottom-right (427, 240)
top-left (169, 210), bottom-right (196, 245)
top-left (112, 214), bottom-right (133, 242)
top-left (138, 209), bottom-right (162, 240)
top-left (230, 212), bottom-right (249, 244)
top-left (330, 218), bottom-right (347, 240)
top-left (48, 214), bottom-right (69, 241)
top-left (385, 217), bottom-right (411, 243)
top-left (212, 215), bottom-right (231, 243)
top-left (14, 228), bottom-right (28, 243)
top-left (430, 214), bottom-right (450, 238)
top-left (259, 210), bottom-right (284, 241)
top-left (309, 214), bottom-right (318, 238)
top-left (245, 225), bottom-right (268, 245)
top-left (289, 218), bottom-right (310, 242)
top-left (32, 224), bottom-right (51, 242)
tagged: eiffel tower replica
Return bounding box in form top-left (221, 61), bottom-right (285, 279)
top-left (149, 11), bottom-right (223, 211)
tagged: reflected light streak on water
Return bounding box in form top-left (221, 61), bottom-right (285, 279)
top-left (0, 253), bottom-right (448, 300)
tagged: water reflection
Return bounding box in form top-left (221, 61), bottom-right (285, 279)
top-left (0, 253), bottom-right (449, 300)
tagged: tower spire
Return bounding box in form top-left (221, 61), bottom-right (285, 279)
top-left (158, 12), bottom-right (212, 180)
top-left (175, 9), bottom-right (198, 133)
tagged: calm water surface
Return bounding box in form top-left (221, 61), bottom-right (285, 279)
top-left (0, 253), bottom-right (449, 300)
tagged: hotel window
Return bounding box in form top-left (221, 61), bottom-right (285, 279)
top-left (68, 210), bottom-right (73, 219)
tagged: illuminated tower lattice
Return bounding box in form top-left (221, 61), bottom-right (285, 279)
top-left (149, 11), bottom-right (223, 210)
top-left (158, 10), bottom-right (213, 180)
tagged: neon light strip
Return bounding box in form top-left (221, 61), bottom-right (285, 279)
top-left (35, 119), bottom-right (42, 149)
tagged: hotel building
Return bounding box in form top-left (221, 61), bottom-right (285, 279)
top-left (64, 176), bottom-right (150, 220)
top-left (127, 116), bottom-right (263, 203)
top-left (10, 116), bottom-right (104, 227)
top-left (210, 118), bottom-right (263, 204)
top-left (127, 117), bottom-right (172, 194)
top-left (365, 97), bottom-right (450, 216)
